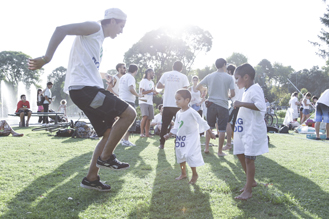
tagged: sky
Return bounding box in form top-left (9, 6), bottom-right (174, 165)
top-left (0, 0), bottom-right (327, 84)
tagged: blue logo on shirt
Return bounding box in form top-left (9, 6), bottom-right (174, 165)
top-left (92, 57), bottom-right (100, 69)
top-left (175, 135), bottom-right (186, 147)
top-left (234, 118), bottom-right (243, 132)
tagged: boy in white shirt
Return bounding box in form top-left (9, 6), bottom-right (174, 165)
top-left (164, 89), bottom-right (215, 184)
top-left (233, 63), bottom-right (268, 200)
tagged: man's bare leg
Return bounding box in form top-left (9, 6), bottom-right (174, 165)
top-left (223, 123), bottom-right (232, 150)
top-left (189, 167), bottom-right (198, 184)
top-left (236, 157), bottom-right (255, 200)
top-left (315, 122), bottom-right (321, 138)
top-left (145, 120), bottom-right (152, 137)
top-left (326, 123), bottom-right (329, 138)
top-left (176, 162), bottom-right (187, 180)
top-left (19, 112), bottom-right (24, 126)
top-left (86, 106), bottom-right (136, 181)
top-left (26, 111), bottom-right (32, 126)
top-left (217, 132), bottom-right (226, 156)
top-left (140, 115), bottom-right (147, 137)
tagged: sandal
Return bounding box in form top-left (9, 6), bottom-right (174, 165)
top-left (140, 134), bottom-right (145, 137)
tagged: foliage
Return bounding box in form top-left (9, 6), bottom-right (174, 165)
top-left (0, 51), bottom-right (42, 88)
top-left (47, 66), bottom-right (69, 107)
top-left (226, 52), bottom-right (248, 66)
top-left (276, 110), bottom-right (287, 118)
top-left (310, 5), bottom-right (329, 58)
top-left (189, 65), bottom-right (216, 81)
top-left (124, 25), bottom-right (213, 83)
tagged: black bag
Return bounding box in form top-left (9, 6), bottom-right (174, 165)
top-left (37, 95), bottom-right (45, 106)
top-left (56, 129), bottom-right (74, 137)
top-left (279, 125), bottom-right (289, 134)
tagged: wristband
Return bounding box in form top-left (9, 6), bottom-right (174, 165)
top-left (41, 56), bottom-right (48, 64)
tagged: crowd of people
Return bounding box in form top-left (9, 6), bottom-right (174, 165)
top-left (22, 7), bottom-right (328, 201)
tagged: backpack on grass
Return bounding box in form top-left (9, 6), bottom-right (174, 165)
top-left (56, 129), bottom-right (75, 137)
top-left (73, 121), bottom-right (94, 138)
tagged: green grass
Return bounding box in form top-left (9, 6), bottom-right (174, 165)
top-left (1, 128), bottom-right (329, 218)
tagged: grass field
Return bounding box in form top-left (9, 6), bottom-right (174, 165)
top-left (1, 127), bottom-right (329, 219)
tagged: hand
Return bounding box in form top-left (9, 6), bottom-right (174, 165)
top-left (28, 56), bottom-right (48, 70)
top-left (138, 93), bottom-right (144, 98)
top-left (233, 101), bottom-right (243, 109)
top-left (208, 130), bottom-right (216, 139)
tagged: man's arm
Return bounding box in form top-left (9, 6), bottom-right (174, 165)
top-left (29, 21), bottom-right (101, 70)
top-left (106, 77), bottom-right (119, 96)
top-left (157, 82), bottom-right (165, 89)
top-left (129, 85), bottom-right (142, 97)
top-left (229, 89), bottom-right (235, 99)
top-left (233, 101), bottom-right (259, 111)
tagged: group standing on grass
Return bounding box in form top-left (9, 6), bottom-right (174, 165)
top-left (27, 7), bottom-right (328, 201)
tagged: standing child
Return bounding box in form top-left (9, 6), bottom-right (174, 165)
top-left (164, 89), bottom-right (216, 184)
top-left (301, 92), bottom-right (312, 124)
top-left (232, 64), bottom-right (268, 200)
top-left (58, 99), bottom-right (68, 122)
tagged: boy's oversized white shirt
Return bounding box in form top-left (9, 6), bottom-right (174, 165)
top-left (233, 84), bottom-right (268, 156)
top-left (171, 108), bottom-right (209, 167)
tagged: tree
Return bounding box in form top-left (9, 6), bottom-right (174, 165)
top-left (47, 66), bottom-right (69, 106)
top-left (310, 5), bottom-right (329, 58)
top-left (124, 26), bottom-right (213, 83)
top-left (226, 52), bottom-right (248, 66)
top-left (0, 51), bottom-right (42, 88)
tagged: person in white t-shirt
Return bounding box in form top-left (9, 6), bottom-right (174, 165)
top-left (189, 75), bottom-right (206, 117)
top-left (314, 89), bottom-right (329, 140)
top-left (139, 69), bottom-right (157, 137)
top-left (119, 64), bottom-right (143, 146)
top-left (301, 92), bottom-right (312, 124)
top-left (164, 89), bottom-right (216, 184)
top-left (224, 64), bottom-right (244, 151)
top-left (157, 61), bottom-right (190, 149)
top-left (42, 82), bottom-right (53, 124)
top-left (233, 63), bottom-right (268, 200)
top-left (289, 92), bottom-right (300, 120)
top-left (28, 8), bottom-right (136, 192)
top-left (106, 63), bottom-right (126, 96)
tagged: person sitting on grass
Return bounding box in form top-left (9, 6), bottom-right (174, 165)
top-left (164, 89), bottom-right (216, 184)
top-left (16, 94), bottom-right (32, 127)
top-left (0, 120), bottom-right (23, 137)
top-left (232, 63), bottom-right (268, 200)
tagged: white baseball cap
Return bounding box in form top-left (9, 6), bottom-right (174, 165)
top-left (102, 8), bottom-right (127, 21)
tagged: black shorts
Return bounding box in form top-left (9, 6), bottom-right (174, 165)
top-left (228, 107), bottom-right (239, 125)
top-left (207, 103), bottom-right (229, 132)
top-left (69, 86), bottom-right (129, 137)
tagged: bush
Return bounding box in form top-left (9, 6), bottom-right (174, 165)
top-left (276, 110), bottom-right (286, 118)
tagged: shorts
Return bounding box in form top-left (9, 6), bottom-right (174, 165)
top-left (302, 108), bottom-right (310, 115)
top-left (315, 103), bottom-right (329, 123)
top-left (207, 103), bottom-right (229, 132)
top-left (126, 102), bottom-right (137, 132)
top-left (16, 110), bottom-right (32, 115)
top-left (140, 104), bottom-right (154, 120)
top-left (228, 107), bottom-right (239, 125)
top-left (245, 155), bottom-right (257, 160)
top-left (69, 86), bottom-right (129, 137)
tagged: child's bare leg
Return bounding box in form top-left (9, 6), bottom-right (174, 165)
top-left (235, 157), bottom-right (255, 200)
top-left (189, 167), bottom-right (198, 184)
top-left (176, 162), bottom-right (187, 180)
top-left (237, 154), bottom-right (257, 192)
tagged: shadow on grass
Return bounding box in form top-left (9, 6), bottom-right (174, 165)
top-left (2, 151), bottom-right (124, 219)
top-left (128, 149), bottom-right (213, 218)
top-left (205, 153), bottom-right (329, 218)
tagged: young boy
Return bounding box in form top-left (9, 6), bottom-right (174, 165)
top-left (164, 89), bottom-right (216, 184)
top-left (233, 63), bottom-right (268, 200)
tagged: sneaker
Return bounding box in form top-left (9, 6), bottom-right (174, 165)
top-left (80, 176), bottom-right (111, 192)
top-left (96, 154), bottom-right (130, 170)
top-left (127, 140), bottom-right (136, 146)
top-left (121, 140), bottom-right (136, 147)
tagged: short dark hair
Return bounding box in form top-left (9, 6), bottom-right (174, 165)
top-left (47, 82), bottom-right (53, 86)
top-left (144, 68), bottom-right (153, 79)
top-left (101, 18), bottom-right (125, 26)
top-left (305, 92), bottom-right (311, 97)
top-left (116, 63), bottom-right (125, 71)
top-left (215, 58), bottom-right (227, 69)
top-left (227, 64), bottom-right (236, 75)
top-left (235, 63), bottom-right (255, 80)
top-left (176, 89), bottom-right (191, 102)
top-left (292, 92), bottom-right (298, 97)
top-left (173, 61), bottom-right (183, 71)
top-left (158, 104), bottom-right (163, 110)
top-left (128, 64), bottom-right (138, 73)
top-left (192, 75), bottom-right (199, 80)
top-left (20, 94), bottom-right (26, 99)
top-left (312, 96), bottom-right (318, 101)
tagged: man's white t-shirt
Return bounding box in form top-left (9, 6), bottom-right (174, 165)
top-left (43, 88), bottom-right (52, 104)
top-left (233, 84), bottom-right (268, 156)
top-left (318, 89), bottom-right (329, 106)
top-left (139, 78), bottom-right (155, 105)
top-left (64, 22), bottom-right (104, 94)
top-left (289, 96), bottom-right (298, 111)
top-left (119, 73), bottom-right (136, 103)
top-left (158, 71), bottom-right (189, 107)
top-left (230, 75), bottom-right (244, 103)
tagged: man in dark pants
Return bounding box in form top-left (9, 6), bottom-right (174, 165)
top-left (42, 82), bottom-right (53, 124)
top-left (157, 61), bottom-right (189, 149)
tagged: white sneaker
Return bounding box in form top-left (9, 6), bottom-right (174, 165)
top-left (121, 140), bottom-right (131, 147)
top-left (127, 141), bottom-right (136, 147)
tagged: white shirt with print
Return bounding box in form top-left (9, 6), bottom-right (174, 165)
top-left (318, 89), bottom-right (329, 106)
top-left (139, 78), bottom-right (155, 105)
top-left (159, 71), bottom-right (189, 107)
top-left (233, 84), bottom-right (268, 156)
top-left (171, 108), bottom-right (209, 167)
top-left (43, 88), bottom-right (52, 104)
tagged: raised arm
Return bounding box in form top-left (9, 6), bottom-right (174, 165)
top-left (28, 21), bottom-right (101, 70)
